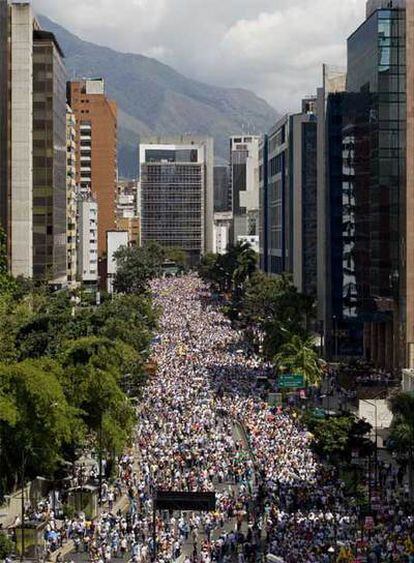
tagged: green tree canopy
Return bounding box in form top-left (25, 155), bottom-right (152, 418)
top-left (0, 532), bottom-right (14, 559)
top-left (303, 411), bottom-right (373, 462)
top-left (388, 392), bottom-right (414, 502)
top-left (274, 334), bottom-right (323, 387)
top-left (0, 359), bottom-right (78, 491)
top-left (199, 242), bottom-right (258, 295)
top-left (164, 247), bottom-right (189, 270)
top-left (113, 242), bottom-right (165, 294)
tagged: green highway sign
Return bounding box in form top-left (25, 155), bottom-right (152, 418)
top-left (278, 374), bottom-right (305, 389)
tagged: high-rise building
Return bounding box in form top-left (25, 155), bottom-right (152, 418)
top-left (106, 230), bottom-right (128, 294)
top-left (0, 2), bottom-right (67, 283)
top-left (0, 0), bottom-right (9, 245)
top-left (214, 166), bottom-right (231, 213)
top-left (317, 0), bottom-right (414, 370)
top-left (77, 196), bottom-right (98, 287)
top-left (0, 1), bottom-right (36, 277)
top-left (66, 105), bottom-right (77, 286)
top-left (67, 78), bottom-right (118, 257)
top-left (116, 179), bottom-right (140, 245)
top-left (230, 136), bottom-right (260, 244)
top-left (260, 103), bottom-right (318, 296)
top-left (259, 135), bottom-right (269, 272)
top-left (213, 211), bottom-right (232, 255)
top-left (32, 30), bottom-right (67, 284)
top-left (316, 65), bottom-right (360, 359)
top-left (139, 137), bottom-right (214, 265)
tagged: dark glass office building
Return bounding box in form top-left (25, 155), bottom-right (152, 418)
top-left (214, 165), bottom-right (231, 212)
top-left (32, 30), bottom-right (67, 284)
top-left (260, 107), bottom-right (318, 296)
top-left (318, 1), bottom-right (414, 370)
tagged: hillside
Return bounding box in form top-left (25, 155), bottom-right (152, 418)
top-left (39, 16), bottom-right (278, 177)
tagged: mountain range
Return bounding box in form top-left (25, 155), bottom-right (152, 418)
top-left (39, 16), bottom-right (278, 178)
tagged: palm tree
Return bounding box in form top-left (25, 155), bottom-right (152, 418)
top-left (232, 244), bottom-right (257, 291)
top-left (274, 334), bottom-right (323, 387)
top-left (388, 392), bottom-right (414, 505)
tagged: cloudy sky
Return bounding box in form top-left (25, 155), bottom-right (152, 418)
top-left (32, 0), bottom-right (366, 112)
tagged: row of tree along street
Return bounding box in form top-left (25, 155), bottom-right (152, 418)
top-left (0, 235), bottom-right (188, 502)
top-left (1, 236), bottom-right (413, 558)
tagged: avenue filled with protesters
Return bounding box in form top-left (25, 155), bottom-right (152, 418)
top-left (129, 275), bottom-right (413, 562)
top-left (18, 275), bottom-right (413, 563)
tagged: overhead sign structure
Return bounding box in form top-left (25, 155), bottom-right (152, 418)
top-left (154, 491), bottom-right (216, 512)
top-left (278, 374), bottom-right (305, 389)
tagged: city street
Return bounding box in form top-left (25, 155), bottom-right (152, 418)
top-left (59, 274), bottom-right (410, 563)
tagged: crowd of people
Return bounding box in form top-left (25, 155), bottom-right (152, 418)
top-left (132, 275), bottom-right (414, 562)
top-left (15, 275), bottom-right (413, 562)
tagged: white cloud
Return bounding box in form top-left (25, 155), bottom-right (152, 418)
top-left (32, 0), bottom-right (365, 112)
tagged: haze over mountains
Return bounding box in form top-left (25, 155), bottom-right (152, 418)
top-left (39, 16), bottom-right (278, 178)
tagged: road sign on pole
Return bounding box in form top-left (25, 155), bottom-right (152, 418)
top-left (278, 374), bottom-right (305, 389)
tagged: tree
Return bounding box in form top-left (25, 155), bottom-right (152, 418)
top-left (274, 334), bottom-right (323, 387)
top-left (232, 244), bottom-right (258, 303)
top-left (199, 242), bottom-right (258, 297)
top-left (58, 337), bottom-right (136, 455)
top-left (198, 253), bottom-right (224, 291)
top-left (164, 247), bottom-right (189, 271)
top-left (241, 272), bottom-right (315, 358)
top-left (0, 360), bottom-right (78, 491)
top-left (113, 242), bottom-right (165, 294)
top-left (303, 411), bottom-right (373, 463)
top-left (388, 392), bottom-right (414, 504)
top-left (0, 532), bottom-right (14, 559)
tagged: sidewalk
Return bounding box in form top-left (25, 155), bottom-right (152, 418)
top-left (48, 493), bottom-right (130, 562)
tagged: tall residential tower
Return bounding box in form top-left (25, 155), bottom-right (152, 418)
top-left (0, 2), bottom-right (67, 284)
top-left (230, 135), bottom-right (260, 245)
top-left (67, 78), bottom-right (118, 257)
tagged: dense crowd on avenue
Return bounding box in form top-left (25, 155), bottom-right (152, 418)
top-left (132, 275), bottom-right (414, 562)
top-left (23, 275), bottom-right (413, 562)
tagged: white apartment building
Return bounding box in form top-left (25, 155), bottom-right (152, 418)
top-left (106, 230), bottom-right (128, 294)
top-left (230, 135), bottom-right (260, 244)
top-left (77, 197), bottom-right (98, 286)
top-left (0, 1), bottom-right (37, 278)
top-left (213, 212), bottom-right (232, 255)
